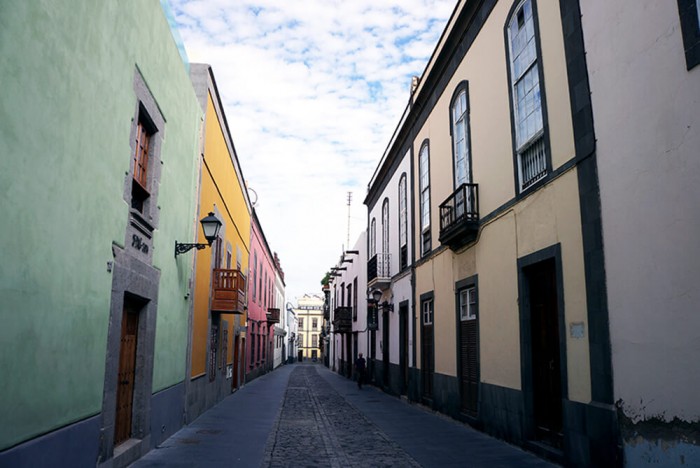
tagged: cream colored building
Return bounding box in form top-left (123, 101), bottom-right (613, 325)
top-left (295, 295), bottom-right (325, 361)
top-left (366, 0), bottom-right (618, 465)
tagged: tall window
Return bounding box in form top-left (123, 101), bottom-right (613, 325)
top-left (252, 253), bottom-right (257, 301)
top-left (508, 0), bottom-right (547, 191)
top-left (299, 317), bottom-right (304, 330)
top-left (312, 335), bottom-right (318, 348)
top-left (352, 277), bottom-right (358, 321)
top-left (312, 318), bottom-right (318, 330)
top-left (370, 218), bottom-right (376, 257)
top-left (398, 173), bottom-right (408, 270)
top-left (419, 142), bottom-right (431, 255)
top-left (451, 87), bottom-right (470, 188)
top-left (132, 112), bottom-right (153, 212)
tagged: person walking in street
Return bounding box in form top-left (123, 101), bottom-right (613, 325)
top-left (354, 353), bottom-right (366, 389)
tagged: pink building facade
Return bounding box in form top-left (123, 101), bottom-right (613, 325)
top-left (245, 210), bottom-right (280, 381)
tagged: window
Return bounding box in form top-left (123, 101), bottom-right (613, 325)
top-left (459, 287), bottom-right (477, 321)
top-left (678, 0), bottom-right (700, 69)
top-left (352, 277), bottom-right (358, 321)
top-left (382, 198), bottom-right (389, 254)
top-left (398, 173), bottom-right (408, 269)
top-left (419, 142), bottom-right (431, 255)
top-left (131, 111), bottom-right (154, 213)
top-left (451, 86), bottom-right (470, 188)
top-left (312, 334), bottom-right (318, 348)
top-left (370, 218), bottom-right (377, 257)
top-left (508, 0), bottom-right (547, 191)
top-left (298, 318), bottom-right (304, 330)
top-left (253, 252), bottom-right (258, 302)
top-left (312, 318), bottom-right (318, 330)
top-left (422, 298), bottom-right (433, 325)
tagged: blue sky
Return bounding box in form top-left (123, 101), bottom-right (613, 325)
top-left (168, 0), bottom-right (456, 303)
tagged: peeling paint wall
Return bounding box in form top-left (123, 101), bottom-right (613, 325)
top-left (581, 0), bottom-right (700, 464)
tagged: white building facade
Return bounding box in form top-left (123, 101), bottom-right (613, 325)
top-left (365, 149), bottom-right (414, 395)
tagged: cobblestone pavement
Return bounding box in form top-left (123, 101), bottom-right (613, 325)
top-left (262, 365), bottom-right (420, 468)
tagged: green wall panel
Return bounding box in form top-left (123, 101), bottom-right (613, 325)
top-left (0, 0), bottom-right (201, 449)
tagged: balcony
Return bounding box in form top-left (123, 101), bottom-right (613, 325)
top-left (367, 252), bottom-right (391, 289)
top-left (439, 183), bottom-right (479, 250)
top-left (333, 306), bottom-right (352, 333)
top-left (210, 269), bottom-right (246, 314)
top-left (266, 308), bottom-right (280, 324)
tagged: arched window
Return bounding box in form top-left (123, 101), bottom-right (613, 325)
top-left (507, 0), bottom-right (548, 191)
top-left (370, 217), bottom-right (376, 257)
top-left (398, 173), bottom-right (408, 269)
top-left (451, 85), bottom-right (470, 188)
top-left (419, 142), bottom-right (431, 255)
top-left (381, 198), bottom-right (389, 254)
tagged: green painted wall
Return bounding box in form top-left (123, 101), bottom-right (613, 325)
top-left (0, 0), bottom-right (201, 450)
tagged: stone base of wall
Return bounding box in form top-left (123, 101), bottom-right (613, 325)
top-left (0, 415), bottom-right (100, 468)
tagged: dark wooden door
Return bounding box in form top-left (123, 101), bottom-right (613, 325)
top-left (399, 304), bottom-right (408, 395)
top-left (232, 335), bottom-right (240, 390)
top-left (459, 287), bottom-right (478, 415)
top-left (421, 324), bottom-right (434, 399)
top-left (382, 309), bottom-right (390, 385)
top-left (528, 259), bottom-right (563, 447)
top-left (115, 304), bottom-right (139, 446)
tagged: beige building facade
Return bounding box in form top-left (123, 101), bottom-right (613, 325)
top-left (295, 295), bottom-right (325, 361)
top-left (365, 0), bottom-right (618, 465)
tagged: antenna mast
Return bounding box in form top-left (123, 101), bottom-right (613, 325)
top-left (346, 192), bottom-right (352, 250)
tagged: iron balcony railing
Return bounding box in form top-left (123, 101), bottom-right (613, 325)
top-left (211, 268), bottom-right (246, 314)
top-left (367, 252), bottom-right (391, 283)
top-left (439, 183), bottom-right (479, 249)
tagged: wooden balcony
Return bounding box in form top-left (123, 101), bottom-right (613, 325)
top-left (266, 308), bottom-right (280, 324)
top-left (211, 269), bottom-right (246, 314)
top-left (333, 306), bottom-right (352, 333)
top-left (439, 183), bottom-right (479, 250)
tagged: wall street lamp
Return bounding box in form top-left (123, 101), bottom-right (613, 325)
top-left (174, 212), bottom-right (222, 257)
top-left (366, 289), bottom-right (382, 331)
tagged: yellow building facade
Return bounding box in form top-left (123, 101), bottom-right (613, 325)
top-left (186, 64), bottom-right (252, 422)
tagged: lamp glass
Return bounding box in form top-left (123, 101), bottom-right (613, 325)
top-left (371, 289), bottom-right (382, 303)
top-left (200, 212), bottom-right (222, 244)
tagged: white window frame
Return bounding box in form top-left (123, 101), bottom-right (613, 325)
top-left (399, 173), bottom-right (407, 248)
top-left (419, 143), bottom-right (431, 255)
top-left (452, 88), bottom-right (470, 188)
top-left (382, 198), bottom-right (389, 254)
top-left (370, 218), bottom-right (376, 257)
top-left (508, 0), bottom-right (547, 192)
top-left (459, 287), bottom-right (477, 321)
top-left (422, 299), bottom-right (433, 325)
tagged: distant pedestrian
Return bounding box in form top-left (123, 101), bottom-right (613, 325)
top-left (354, 353), bottom-right (366, 389)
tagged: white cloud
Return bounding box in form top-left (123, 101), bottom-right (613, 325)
top-left (168, 0), bottom-right (456, 303)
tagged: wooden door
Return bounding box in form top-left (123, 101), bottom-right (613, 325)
top-left (528, 259), bottom-right (563, 447)
top-left (115, 304), bottom-right (139, 446)
top-left (421, 298), bottom-right (434, 400)
top-left (382, 309), bottom-right (389, 385)
top-left (232, 335), bottom-right (240, 390)
top-left (459, 287), bottom-right (479, 416)
top-left (399, 304), bottom-right (408, 395)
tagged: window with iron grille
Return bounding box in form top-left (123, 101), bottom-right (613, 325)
top-left (508, 0), bottom-right (547, 192)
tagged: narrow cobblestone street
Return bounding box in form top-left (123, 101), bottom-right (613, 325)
top-left (133, 362), bottom-right (556, 467)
